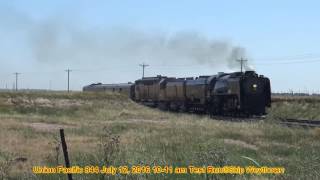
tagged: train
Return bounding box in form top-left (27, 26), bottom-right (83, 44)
top-left (83, 71), bottom-right (271, 116)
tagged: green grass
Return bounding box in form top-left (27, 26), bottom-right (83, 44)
top-left (0, 92), bottom-right (319, 179)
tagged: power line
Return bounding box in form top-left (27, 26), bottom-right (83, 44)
top-left (254, 53), bottom-right (320, 62)
top-left (255, 58), bottom-right (320, 65)
top-left (139, 63), bottom-right (149, 78)
top-left (65, 69), bottom-right (72, 92)
top-left (1, 54), bottom-right (320, 76)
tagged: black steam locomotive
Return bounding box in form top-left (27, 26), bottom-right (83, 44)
top-left (83, 71), bottom-right (271, 116)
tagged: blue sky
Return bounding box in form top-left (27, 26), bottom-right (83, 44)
top-left (0, 0), bottom-right (320, 92)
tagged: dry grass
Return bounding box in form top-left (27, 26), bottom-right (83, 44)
top-left (0, 92), bottom-right (319, 179)
top-left (269, 95), bottom-right (320, 120)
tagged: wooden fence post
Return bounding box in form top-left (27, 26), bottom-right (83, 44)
top-left (60, 129), bottom-right (73, 180)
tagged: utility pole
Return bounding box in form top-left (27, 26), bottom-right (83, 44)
top-left (237, 58), bottom-right (248, 73)
top-left (14, 72), bottom-right (20, 91)
top-left (65, 69), bottom-right (72, 92)
top-left (139, 63), bottom-right (149, 78)
top-left (49, 80), bottom-right (52, 91)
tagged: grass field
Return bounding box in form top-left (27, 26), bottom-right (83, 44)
top-left (0, 92), bottom-right (319, 179)
top-left (269, 95), bottom-right (320, 120)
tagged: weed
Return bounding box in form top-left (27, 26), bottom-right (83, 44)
top-left (98, 127), bottom-right (120, 166)
top-left (46, 135), bottom-right (61, 166)
top-left (0, 152), bottom-right (14, 179)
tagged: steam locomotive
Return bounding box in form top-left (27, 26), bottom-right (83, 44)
top-left (83, 71), bottom-right (271, 116)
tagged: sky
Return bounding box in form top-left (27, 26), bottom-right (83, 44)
top-left (0, 0), bottom-right (320, 93)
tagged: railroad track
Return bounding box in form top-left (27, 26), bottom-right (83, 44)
top-left (209, 115), bottom-right (265, 122)
top-left (280, 118), bottom-right (320, 128)
top-left (209, 116), bottom-right (320, 128)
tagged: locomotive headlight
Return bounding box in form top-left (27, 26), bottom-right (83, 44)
top-left (253, 84), bottom-right (257, 91)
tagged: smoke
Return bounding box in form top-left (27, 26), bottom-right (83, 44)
top-left (30, 26), bottom-right (252, 70)
top-left (0, 4), bottom-right (253, 72)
